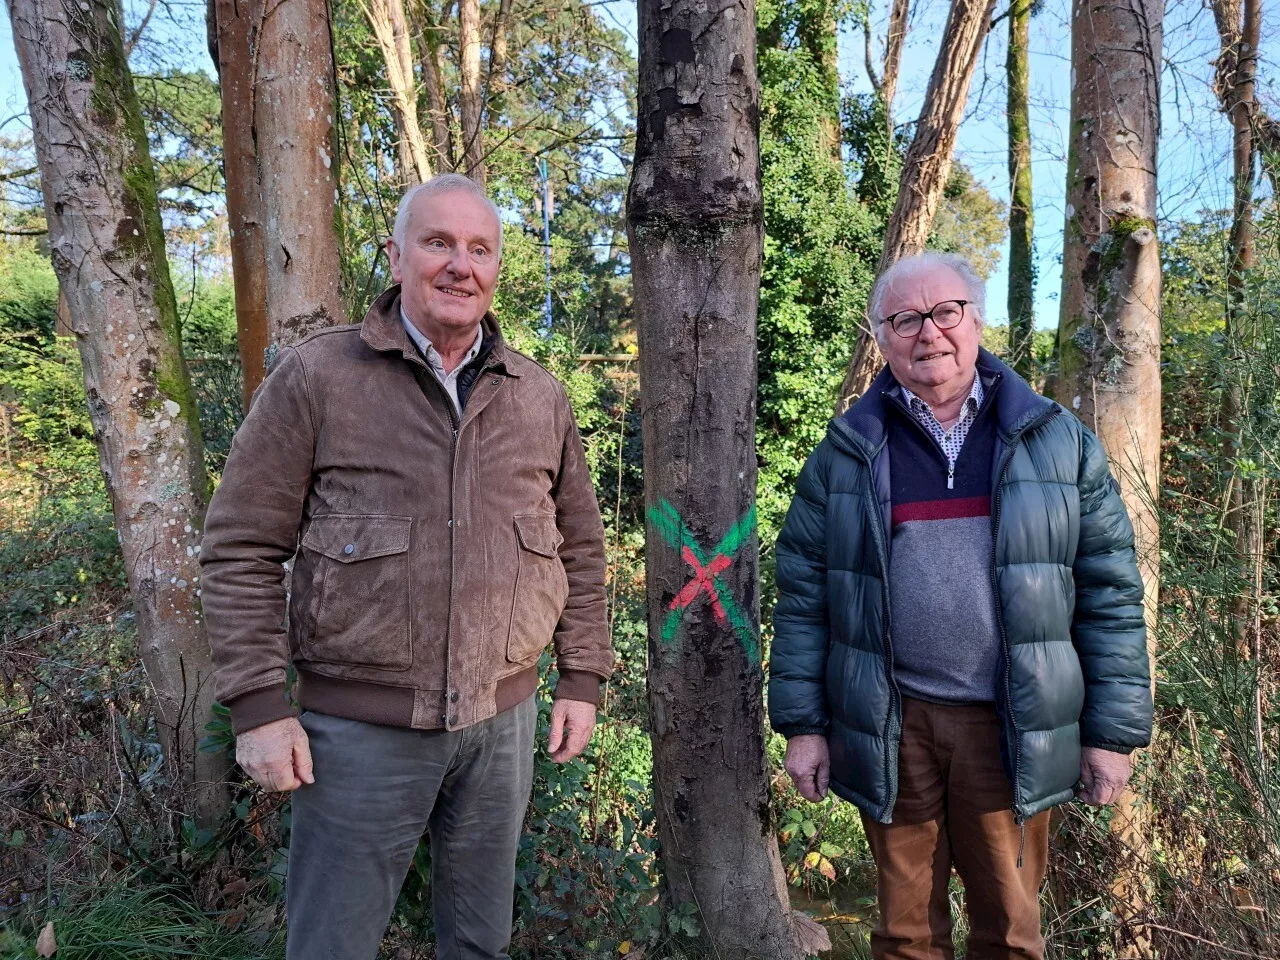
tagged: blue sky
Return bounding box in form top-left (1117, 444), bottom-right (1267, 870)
top-left (2, 0), bottom-right (1269, 330)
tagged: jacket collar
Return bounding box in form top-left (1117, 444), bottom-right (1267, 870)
top-left (828, 347), bottom-right (1054, 459)
top-left (358, 284), bottom-right (522, 377)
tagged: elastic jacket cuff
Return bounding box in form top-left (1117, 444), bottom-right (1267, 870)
top-left (553, 669), bottom-right (602, 705)
top-left (777, 725), bottom-right (829, 739)
top-left (227, 683), bottom-right (297, 736)
top-left (1081, 741), bottom-right (1136, 755)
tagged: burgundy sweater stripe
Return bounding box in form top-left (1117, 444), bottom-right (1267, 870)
top-left (892, 494), bottom-right (990, 527)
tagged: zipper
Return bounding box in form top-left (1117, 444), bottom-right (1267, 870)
top-left (409, 363), bottom-right (462, 726)
top-left (840, 408), bottom-right (902, 822)
top-left (990, 404), bottom-right (1060, 827)
top-left (866, 477), bottom-right (902, 821)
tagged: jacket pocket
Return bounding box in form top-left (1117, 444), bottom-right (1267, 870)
top-left (506, 513), bottom-right (569, 664)
top-left (300, 514), bottom-right (413, 671)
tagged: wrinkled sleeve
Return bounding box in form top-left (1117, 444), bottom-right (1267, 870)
top-left (549, 392), bottom-right (613, 704)
top-left (768, 443), bottom-right (832, 738)
top-left (199, 347), bottom-right (315, 735)
top-left (1072, 426), bottom-right (1153, 753)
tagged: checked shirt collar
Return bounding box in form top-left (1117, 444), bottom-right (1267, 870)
top-left (898, 373), bottom-right (984, 488)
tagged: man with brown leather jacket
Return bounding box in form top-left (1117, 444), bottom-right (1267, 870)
top-left (200, 173), bottom-right (614, 960)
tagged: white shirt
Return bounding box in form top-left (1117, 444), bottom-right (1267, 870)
top-left (401, 310), bottom-right (484, 416)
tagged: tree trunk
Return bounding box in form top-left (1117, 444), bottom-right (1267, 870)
top-left (486, 0), bottom-right (512, 110)
top-left (8, 0), bottom-right (228, 824)
top-left (458, 0), bottom-right (485, 181)
top-left (254, 0), bottom-right (346, 356)
top-left (363, 0), bottom-right (433, 184)
top-left (211, 0), bottom-right (270, 408)
top-left (1006, 0), bottom-right (1034, 377)
top-left (796, 0), bottom-right (842, 162)
top-left (835, 0), bottom-right (996, 411)
top-left (416, 0), bottom-right (454, 170)
top-left (881, 0), bottom-right (910, 124)
top-left (1053, 0), bottom-right (1163, 951)
top-left (1211, 0), bottom-right (1263, 655)
top-left (627, 1), bottom-right (828, 956)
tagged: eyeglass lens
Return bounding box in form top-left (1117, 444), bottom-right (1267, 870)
top-left (891, 300), bottom-right (966, 337)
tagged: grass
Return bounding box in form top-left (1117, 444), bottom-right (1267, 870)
top-left (1, 882), bottom-right (287, 960)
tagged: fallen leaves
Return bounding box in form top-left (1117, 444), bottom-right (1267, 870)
top-left (35, 920), bottom-right (56, 957)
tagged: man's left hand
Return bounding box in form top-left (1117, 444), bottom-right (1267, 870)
top-left (547, 699), bottom-right (596, 762)
top-left (1078, 747), bottom-right (1132, 806)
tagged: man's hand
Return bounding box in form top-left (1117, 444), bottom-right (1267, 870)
top-left (1077, 746), bottom-right (1131, 806)
top-left (236, 716), bottom-right (315, 792)
top-left (784, 734), bottom-right (830, 802)
top-left (547, 699), bottom-right (596, 763)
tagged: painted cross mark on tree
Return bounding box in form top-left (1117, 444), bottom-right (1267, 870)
top-left (647, 498), bottom-right (759, 664)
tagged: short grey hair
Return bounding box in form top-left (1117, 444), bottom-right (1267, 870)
top-left (391, 173), bottom-right (503, 255)
top-left (869, 251), bottom-right (986, 344)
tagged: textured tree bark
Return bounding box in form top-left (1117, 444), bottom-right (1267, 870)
top-left (363, 0), bottom-right (433, 184)
top-left (458, 0), bottom-right (485, 181)
top-left (1005, 0), bottom-right (1034, 377)
top-left (880, 0), bottom-right (910, 123)
top-left (835, 0), bottom-right (996, 411)
top-left (486, 0), bottom-right (512, 108)
top-left (627, 1), bottom-right (827, 956)
top-left (254, 0), bottom-right (346, 355)
top-left (416, 0), bottom-right (455, 170)
top-left (1054, 0), bottom-right (1163, 950)
top-left (212, 0), bottom-right (269, 407)
top-left (1211, 0), bottom-right (1264, 655)
top-left (8, 0), bottom-right (228, 823)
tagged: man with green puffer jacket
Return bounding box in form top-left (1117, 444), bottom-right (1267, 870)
top-left (768, 252), bottom-right (1152, 960)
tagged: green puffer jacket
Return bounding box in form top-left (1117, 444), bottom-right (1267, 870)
top-left (767, 350), bottom-right (1153, 824)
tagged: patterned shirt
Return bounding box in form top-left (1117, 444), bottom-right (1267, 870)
top-left (401, 310), bottom-right (483, 415)
top-left (899, 374), bottom-right (985, 489)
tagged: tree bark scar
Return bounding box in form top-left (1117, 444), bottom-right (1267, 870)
top-left (651, 85), bottom-right (703, 143)
top-left (660, 27), bottom-right (696, 64)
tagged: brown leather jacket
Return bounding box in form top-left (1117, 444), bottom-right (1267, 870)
top-left (200, 287), bottom-right (613, 735)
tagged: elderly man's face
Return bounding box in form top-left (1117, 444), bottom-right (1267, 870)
top-left (876, 265), bottom-right (981, 398)
top-left (388, 189), bottom-right (502, 337)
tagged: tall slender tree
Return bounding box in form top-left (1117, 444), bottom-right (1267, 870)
top-left (255, 0), bottom-right (347, 354)
top-left (863, 0), bottom-right (911, 130)
top-left (836, 0), bottom-right (996, 410)
top-left (1006, 0), bottom-right (1035, 376)
top-left (417, 0), bottom-right (455, 170)
top-left (1211, 0), bottom-right (1266, 657)
top-left (796, 0), bottom-right (842, 161)
top-left (211, 0), bottom-right (269, 406)
top-left (458, 0), bottom-right (486, 180)
top-left (362, 0), bottom-right (434, 184)
top-left (627, 0), bottom-right (827, 954)
top-left (8, 0), bottom-right (228, 823)
top-left (1054, 0), bottom-right (1163, 949)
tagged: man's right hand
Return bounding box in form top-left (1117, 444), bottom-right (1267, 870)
top-left (784, 734), bottom-right (830, 802)
top-left (236, 716), bottom-right (315, 792)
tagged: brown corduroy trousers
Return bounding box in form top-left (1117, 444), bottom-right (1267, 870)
top-left (859, 697), bottom-right (1051, 960)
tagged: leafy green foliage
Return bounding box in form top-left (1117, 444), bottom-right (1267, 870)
top-left (755, 7), bottom-right (882, 544)
top-left (0, 242), bottom-right (59, 342)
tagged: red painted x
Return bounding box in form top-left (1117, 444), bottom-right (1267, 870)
top-left (670, 545), bottom-right (732, 622)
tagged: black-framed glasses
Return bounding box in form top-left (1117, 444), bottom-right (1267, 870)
top-left (882, 299), bottom-right (969, 338)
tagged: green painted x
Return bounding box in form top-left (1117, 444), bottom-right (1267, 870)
top-left (647, 498), bottom-right (759, 664)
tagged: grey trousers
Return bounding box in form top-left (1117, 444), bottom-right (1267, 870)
top-left (286, 696), bottom-right (537, 960)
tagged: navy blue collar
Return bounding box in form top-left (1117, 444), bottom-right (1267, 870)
top-left (832, 348), bottom-right (1054, 457)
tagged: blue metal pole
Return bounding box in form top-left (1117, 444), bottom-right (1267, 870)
top-left (540, 157), bottom-right (553, 334)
